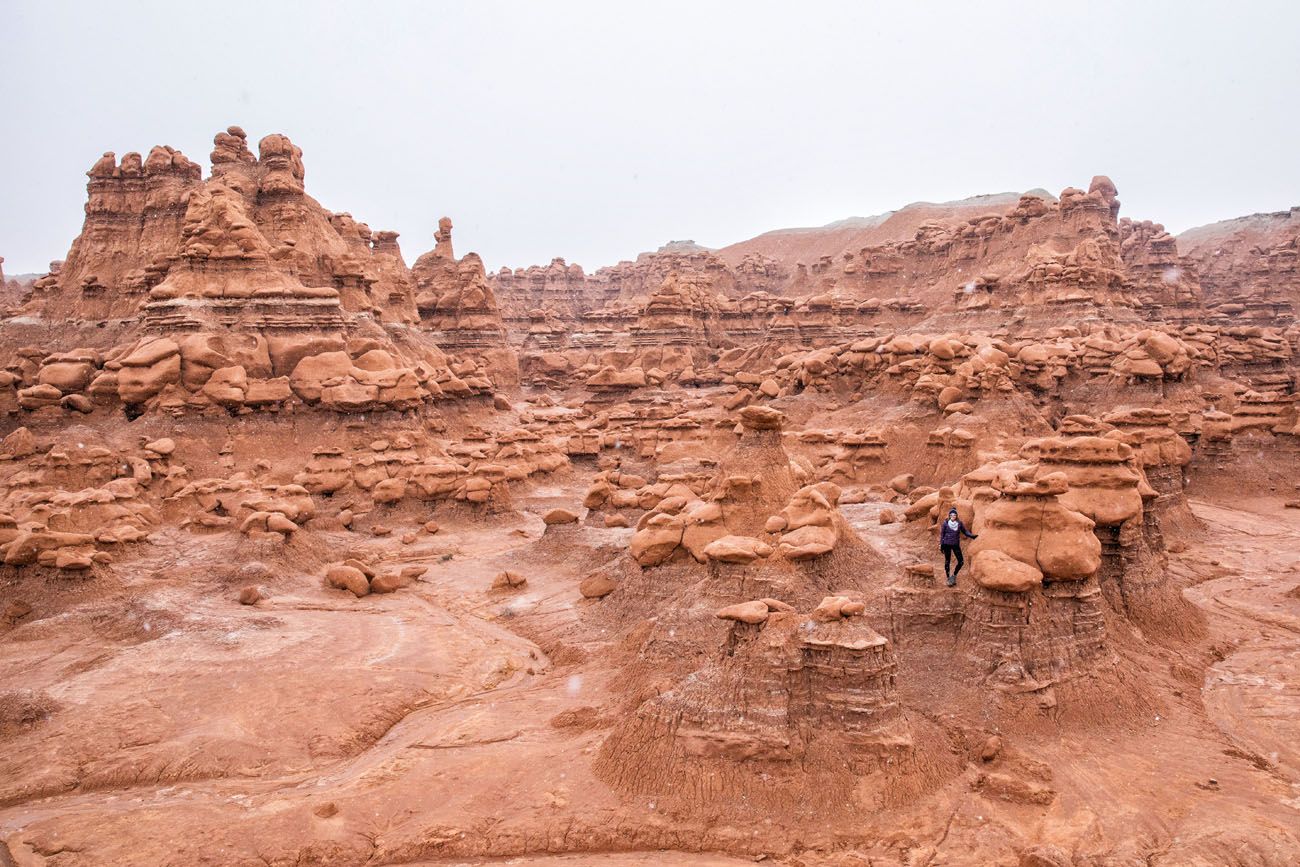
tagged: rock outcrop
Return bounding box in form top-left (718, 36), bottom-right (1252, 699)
top-left (594, 598), bottom-right (938, 818)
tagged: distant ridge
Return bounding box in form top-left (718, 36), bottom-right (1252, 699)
top-left (714, 188), bottom-right (1057, 268)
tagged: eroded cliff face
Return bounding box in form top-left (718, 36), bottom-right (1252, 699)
top-left (26, 126), bottom-right (421, 327)
top-left (1178, 206), bottom-right (1300, 321)
top-left (480, 176), bottom-right (1300, 402)
top-left (32, 145), bottom-right (202, 320)
top-left (2, 131), bottom-right (1300, 867)
top-left (411, 218), bottom-right (519, 386)
top-left (7, 127), bottom-right (512, 419)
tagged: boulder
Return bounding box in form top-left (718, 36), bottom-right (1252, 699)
top-left (372, 478), bottom-right (407, 504)
top-left (144, 438), bottom-right (176, 456)
top-left (201, 365), bottom-right (249, 406)
top-left (811, 595), bottom-right (864, 622)
top-left (702, 535), bottom-right (773, 564)
top-left (972, 549), bottom-right (1044, 593)
top-left (579, 573), bottom-right (617, 598)
top-left (542, 508), bottom-right (579, 525)
top-left (118, 338), bottom-right (181, 404)
top-left (371, 572), bottom-right (415, 593)
top-left (325, 564), bottom-right (370, 597)
top-left (491, 570), bottom-right (528, 590)
top-left (629, 512), bottom-right (684, 566)
top-left (776, 524), bottom-right (837, 560)
top-left (715, 600), bottom-right (771, 624)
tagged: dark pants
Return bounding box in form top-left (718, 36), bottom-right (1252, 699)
top-left (941, 543), bottom-right (963, 579)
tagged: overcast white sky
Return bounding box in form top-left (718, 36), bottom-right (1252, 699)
top-left (3, 1), bottom-right (1299, 275)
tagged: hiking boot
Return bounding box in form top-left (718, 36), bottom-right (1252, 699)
top-left (946, 574), bottom-right (956, 587)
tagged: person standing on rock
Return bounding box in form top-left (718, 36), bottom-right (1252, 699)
top-left (939, 508), bottom-right (977, 587)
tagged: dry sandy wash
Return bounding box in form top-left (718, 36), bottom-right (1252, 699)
top-left (1, 126), bottom-right (1299, 866)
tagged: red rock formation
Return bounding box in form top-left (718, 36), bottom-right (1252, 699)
top-left (4, 133), bottom-right (1300, 867)
top-left (411, 218), bottom-right (518, 385)
top-left (28, 146), bottom-right (201, 319)
top-left (713, 190), bottom-right (1045, 279)
top-left (595, 601), bottom-right (933, 818)
top-left (26, 126), bottom-right (421, 327)
top-left (1119, 217), bottom-right (1203, 317)
top-left (1179, 207), bottom-right (1300, 325)
top-left (5, 127), bottom-right (507, 417)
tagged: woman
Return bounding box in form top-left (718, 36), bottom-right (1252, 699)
top-left (939, 508), bottom-right (977, 587)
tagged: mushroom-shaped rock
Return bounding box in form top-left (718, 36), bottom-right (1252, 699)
top-left (739, 405), bottom-right (787, 431)
top-left (62, 394), bottom-right (94, 414)
top-left (937, 386), bottom-right (964, 410)
top-left (1127, 358), bottom-right (1163, 378)
top-left (773, 483), bottom-right (842, 560)
top-left (117, 339), bottom-right (181, 404)
top-left (53, 549), bottom-right (94, 570)
top-left (1089, 175), bottom-right (1118, 199)
top-left (201, 366), bottom-right (249, 406)
top-left (929, 337), bottom-right (958, 360)
top-left (968, 469), bottom-right (1101, 582)
top-left (18, 384), bottom-right (63, 410)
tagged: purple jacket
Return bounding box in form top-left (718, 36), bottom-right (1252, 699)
top-left (939, 519), bottom-right (975, 546)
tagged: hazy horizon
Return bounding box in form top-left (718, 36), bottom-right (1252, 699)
top-left (3, 0), bottom-right (1299, 276)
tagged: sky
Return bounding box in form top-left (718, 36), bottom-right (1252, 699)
top-left (3, 1), bottom-right (1299, 276)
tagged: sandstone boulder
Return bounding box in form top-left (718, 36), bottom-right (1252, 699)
top-left (491, 570), bottom-right (528, 590)
top-left (325, 564), bottom-right (370, 597)
top-left (629, 512), bottom-right (684, 567)
top-left (542, 508), bottom-right (579, 525)
top-left (701, 535), bottom-right (773, 564)
top-left (972, 549), bottom-right (1044, 593)
top-left (715, 600), bottom-right (771, 624)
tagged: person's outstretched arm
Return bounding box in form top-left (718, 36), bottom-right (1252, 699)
top-left (962, 522), bottom-right (977, 539)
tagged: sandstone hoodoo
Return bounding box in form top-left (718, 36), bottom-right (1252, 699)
top-left (2, 116), bottom-right (1299, 867)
